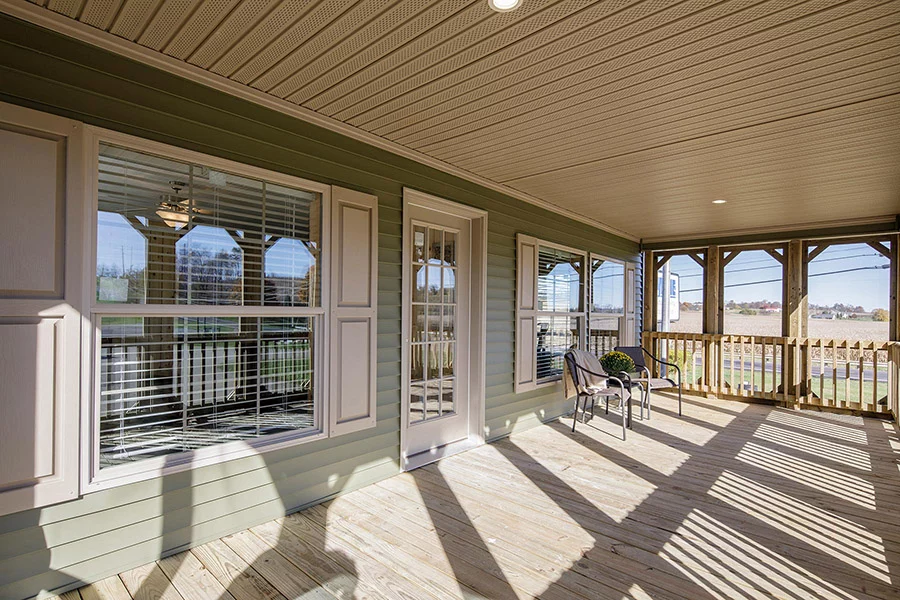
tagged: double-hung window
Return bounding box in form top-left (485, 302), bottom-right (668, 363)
top-left (90, 138), bottom-right (332, 486)
top-left (516, 235), bottom-right (636, 392)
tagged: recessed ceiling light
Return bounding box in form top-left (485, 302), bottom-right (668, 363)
top-left (488, 0), bottom-right (522, 12)
top-left (712, 199), bottom-right (727, 204)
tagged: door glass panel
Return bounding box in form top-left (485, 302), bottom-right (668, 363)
top-left (442, 268), bottom-right (456, 303)
top-left (443, 232), bottom-right (456, 266)
top-left (442, 306), bottom-right (455, 340)
top-left (427, 342), bottom-right (441, 379)
top-left (410, 381), bottom-right (425, 421)
top-left (427, 306), bottom-right (442, 340)
top-left (411, 304), bottom-right (425, 343)
top-left (441, 378), bottom-right (455, 416)
top-left (413, 225), bottom-right (426, 262)
top-left (426, 263), bottom-right (442, 302)
top-left (412, 263), bottom-right (426, 303)
top-left (426, 381), bottom-right (441, 419)
top-left (410, 344), bottom-right (425, 381)
top-left (409, 222), bottom-right (459, 424)
top-left (442, 343), bottom-right (455, 379)
top-left (428, 228), bottom-right (442, 262)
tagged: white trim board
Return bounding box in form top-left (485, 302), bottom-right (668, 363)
top-left (0, 0), bottom-right (639, 243)
top-left (400, 188), bottom-right (487, 470)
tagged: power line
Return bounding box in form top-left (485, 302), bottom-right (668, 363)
top-left (680, 264), bottom-right (889, 293)
top-left (675, 252), bottom-right (883, 278)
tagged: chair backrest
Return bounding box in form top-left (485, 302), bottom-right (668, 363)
top-left (565, 349), bottom-right (608, 393)
top-left (614, 346), bottom-right (647, 370)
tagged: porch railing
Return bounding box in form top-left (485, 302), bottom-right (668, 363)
top-left (643, 332), bottom-right (899, 416)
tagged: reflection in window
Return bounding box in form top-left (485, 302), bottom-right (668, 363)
top-left (538, 246), bottom-right (582, 312)
top-left (98, 316), bottom-right (315, 467)
top-left (176, 226), bottom-right (243, 305)
top-left (95, 143), bottom-right (323, 472)
top-left (96, 144), bottom-right (320, 307)
top-left (591, 259), bottom-right (624, 314)
top-left (96, 212), bottom-right (148, 304)
top-left (409, 225), bottom-right (458, 422)
top-left (265, 238), bottom-right (316, 306)
top-left (537, 316), bottom-right (581, 382)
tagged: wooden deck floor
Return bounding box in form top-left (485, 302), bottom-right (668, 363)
top-left (62, 394), bottom-right (900, 600)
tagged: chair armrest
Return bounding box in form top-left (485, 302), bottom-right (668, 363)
top-left (641, 348), bottom-right (682, 385)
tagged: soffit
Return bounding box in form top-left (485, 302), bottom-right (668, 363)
top-left (18, 0), bottom-right (900, 241)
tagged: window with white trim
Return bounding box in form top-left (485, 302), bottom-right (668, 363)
top-left (515, 235), bottom-right (635, 392)
top-left (588, 255), bottom-right (625, 356)
top-left (94, 143), bottom-right (324, 473)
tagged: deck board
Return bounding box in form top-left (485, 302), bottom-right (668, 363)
top-left (70, 394), bottom-right (900, 599)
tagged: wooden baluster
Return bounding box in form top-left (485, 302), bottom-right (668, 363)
top-left (872, 345), bottom-right (879, 411)
top-left (832, 339), bottom-right (838, 406)
top-left (843, 341), bottom-right (850, 409)
top-left (819, 339), bottom-right (825, 405)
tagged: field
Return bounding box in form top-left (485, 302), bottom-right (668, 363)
top-left (669, 311), bottom-right (890, 340)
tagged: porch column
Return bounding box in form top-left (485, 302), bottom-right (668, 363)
top-left (703, 245), bottom-right (721, 334)
top-left (782, 239), bottom-right (806, 404)
top-left (890, 233), bottom-right (899, 342)
top-left (702, 246), bottom-right (720, 394)
top-left (783, 239), bottom-right (806, 337)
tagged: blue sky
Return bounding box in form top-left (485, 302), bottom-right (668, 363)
top-left (670, 243), bottom-right (890, 312)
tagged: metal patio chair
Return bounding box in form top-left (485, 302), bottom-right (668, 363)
top-left (614, 345), bottom-right (682, 418)
top-left (563, 349), bottom-right (641, 440)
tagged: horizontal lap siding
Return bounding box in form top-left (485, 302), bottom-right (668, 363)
top-left (0, 14), bottom-right (639, 600)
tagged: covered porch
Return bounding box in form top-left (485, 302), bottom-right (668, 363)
top-left (61, 393), bottom-right (900, 600)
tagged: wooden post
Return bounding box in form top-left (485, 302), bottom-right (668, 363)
top-left (890, 233), bottom-right (899, 342)
top-left (781, 239), bottom-right (806, 405)
top-left (783, 240), bottom-right (806, 337)
top-left (702, 247), bottom-right (719, 395)
top-left (643, 250), bottom-right (656, 333)
top-left (890, 234), bottom-right (899, 417)
top-left (704, 246), bottom-right (720, 335)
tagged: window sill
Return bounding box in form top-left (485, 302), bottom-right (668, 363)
top-left (83, 426), bottom-right (327, 494)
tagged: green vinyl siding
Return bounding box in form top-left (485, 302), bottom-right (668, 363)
top-left (0, 13), bottom-right (639, 600)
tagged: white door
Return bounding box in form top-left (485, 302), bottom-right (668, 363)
top-left (403, 203), bottom-right (471, 464)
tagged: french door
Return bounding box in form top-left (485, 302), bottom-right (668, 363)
top-left (403, 202), bottom-right (472, 464)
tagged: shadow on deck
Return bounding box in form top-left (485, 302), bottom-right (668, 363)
top-left (64, 393), bottom-right (900, 600)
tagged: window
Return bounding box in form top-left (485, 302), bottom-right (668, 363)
top-left (515, 235), bottom-right (635, 392)
top-left (536, 245), bottom-right (584, 382)
top-left (589, 257), bottom-right (625, 356)
top-left (93, 142), bottom-right (325, 479)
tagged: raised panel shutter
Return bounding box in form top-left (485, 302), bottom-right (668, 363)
top-left (515, 235), bottom-right (538, 393)
top-left (622, 262), bottom-right (637, 345)
top-left (0, 102), bottom-right (83, 516)
top-left (329, 187), bottom-right (378, 436)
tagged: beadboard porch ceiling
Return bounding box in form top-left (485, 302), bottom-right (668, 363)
top-left (15, 0), bottom-right (900, 241)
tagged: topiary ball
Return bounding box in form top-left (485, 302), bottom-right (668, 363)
top-left (599, 351), bottom-right (635, 375)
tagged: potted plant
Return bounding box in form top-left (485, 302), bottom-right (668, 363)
top-left (599, 350), bottom-right (635, 375)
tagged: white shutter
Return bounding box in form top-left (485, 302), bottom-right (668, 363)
top-left (621, 262), bottom-right (637, 345)
top-left (329, 187), bottom-right (378, 436)
top-left (515, 235), bottom-right (538, 393)
top-left (0, 102), bottom-right (83, 516)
